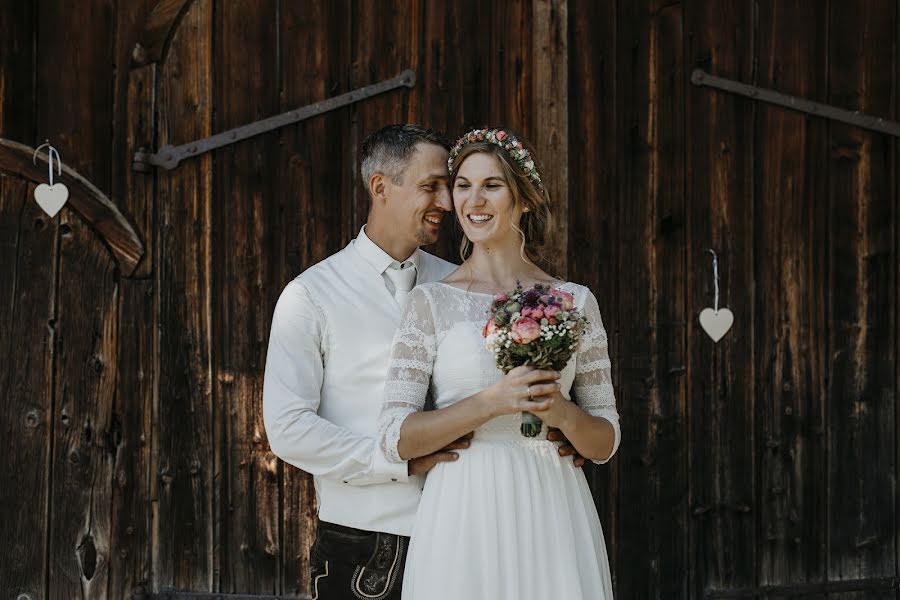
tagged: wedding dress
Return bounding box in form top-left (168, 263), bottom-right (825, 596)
top-left (377, 281), bottom-right (620, 600)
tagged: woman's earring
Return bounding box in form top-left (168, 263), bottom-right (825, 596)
top-left (523, 207), bottom-right (530, 213)
top-left (32, 141), bottom-right (69, 218)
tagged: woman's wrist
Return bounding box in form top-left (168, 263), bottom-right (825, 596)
top-left (473, 388), bottom-right (499, 420)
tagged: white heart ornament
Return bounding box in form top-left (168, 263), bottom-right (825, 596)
top-left (34, 183), bottom-right (69, 218)
top-left (699, 307), bottom-right (734, 343)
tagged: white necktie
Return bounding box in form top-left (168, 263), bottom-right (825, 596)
top-left (385, 262), bottom-right (417, 308)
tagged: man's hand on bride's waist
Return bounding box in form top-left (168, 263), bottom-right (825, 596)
top-left (408, 432), bottom-right (474, 476)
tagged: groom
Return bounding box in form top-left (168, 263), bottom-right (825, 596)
top-left (263, 124), bottom-right (583, 600)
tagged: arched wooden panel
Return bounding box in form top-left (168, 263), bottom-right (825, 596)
top-left (135, 0), bottom-right (195, 64)
top-left (0, 138), bottom-right (146, 275)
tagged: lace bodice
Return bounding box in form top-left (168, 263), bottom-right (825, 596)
top-left (377, 281), bottom-right (620, 464)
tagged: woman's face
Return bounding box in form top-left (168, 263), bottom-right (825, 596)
top-left (452, 152), bottom-right (524, 247)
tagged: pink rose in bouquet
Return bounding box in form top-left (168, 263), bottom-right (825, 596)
top-left (510, 317), bottom-right (541, 344)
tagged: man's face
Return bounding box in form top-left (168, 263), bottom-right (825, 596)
top-left (382, 142), bottom-right (452, 246)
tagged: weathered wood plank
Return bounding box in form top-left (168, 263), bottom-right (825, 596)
top-left (37, 1), bottom-right (118, 598)
top-left (111, 0), bottom-right (156, 278)
top-left (155, 0), bottom-right (214, 590)
top-left (0, 177), bottom-right (56, 600)
top-left (826, 2), bottom-right (898, 598)
top-left (277, 0), bottom-right (352, 592)
top-left (108, 279), bottom-right (154, 600)
top-left (566, 0), bottom-right (619, 577)
top-left (684, 2), bottom-right (758, 597)
top-left (613, 0), bottom-right (688, 597)
top-left (213, 0), bottom-right (280, 593)
top-left (532, 0), bottom-right (567, 277)
top-left (0, 1), bottom-right (35, 141)
top-left (754, 2), bottom-right (829, 595)
top-left (47, 210), bottom-right (119, 600)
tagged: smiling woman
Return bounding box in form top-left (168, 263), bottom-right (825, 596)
top-left (447, 128), bottom-right (552, 265)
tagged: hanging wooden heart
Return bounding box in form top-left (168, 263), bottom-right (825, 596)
top-left (34, 182), bottom-right (69, 218)
top-left (699, 307), bottom-right (733, 343)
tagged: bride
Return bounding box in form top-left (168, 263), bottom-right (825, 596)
top-left (377, 127), bottom-right (620, 599)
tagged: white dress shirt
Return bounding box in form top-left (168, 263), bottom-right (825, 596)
top-left (263, 226), bottom-right (456, 536)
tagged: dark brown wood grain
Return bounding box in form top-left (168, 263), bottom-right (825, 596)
top-left (0, 1), bottom-right (35, 141)
top-left (754, 3), bottom-right (830, 596)
top-left (108, 278), bottom-right (155, 600)
top-left (533, 0), bottom-right (568, 277)
top-left (0, 177), bottom-right (56, 600)
top-left (155, 0), bottom-right (214, 590)
top-left (212, 0), bottom-right (281, 593)
top-left (826, 2), bottom-right (898, 598)
top-left (685, 1), bottom-right (758, 597)
top-left (47, 210), bottom-right (119, 600)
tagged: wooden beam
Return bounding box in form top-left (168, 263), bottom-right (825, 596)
top-left (0, 138), bottom-right (145, 275)
top-left (532, 0), bottom-right (568, 277)
top-left (135, 0), bottom-right (195, 65)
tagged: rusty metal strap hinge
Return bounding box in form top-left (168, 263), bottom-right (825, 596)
top-left (133, 69), bottom-right (416, 172)
top-left (692, 69), bottom-right (900, 138)
top-left (705, 576), bottom-right (900, 598)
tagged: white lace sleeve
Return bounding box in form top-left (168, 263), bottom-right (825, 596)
top-left (572, 288), bottom-right (620, 463)
top-left (377, 286), bottom-right (436, 463)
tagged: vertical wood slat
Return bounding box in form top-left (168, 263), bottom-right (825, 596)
top-left (533, 0), bottom-right (568, 278)
top-left (48, 212), bottom-right (119, 600)
top-left (277, 0), bottom-right (352, 593)
top-left (213, 0), bottom-right (280, 593)
top-left (0, 1), bottom-right (36, 141)
top-left (684, 2), bottom-right (757, 597)
top-left (110, 55), bottom-right (156, 600)
top-left (0, 178), bottom-right (57, 600)
top-left (826, 2), bottom-right (898, 598)
top-left (754, 2), bottom-right (829, 594)
top-left (38, 1), bottom-right (118, 598)
top-left (566, 0), bottom-right (618, 567)
top-left (613, 0), bottom-right (688, 597)
top-left (155, 0), bottom-right (214, 591)
top-left (109, 277), bottom-right (155, 600)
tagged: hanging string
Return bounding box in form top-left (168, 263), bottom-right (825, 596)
top-left (708, 249), bottom-right (719, 312)
top-left (33, 140), bottom-right (63, 186)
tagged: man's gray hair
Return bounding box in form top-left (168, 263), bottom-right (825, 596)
top-left (360, 124), bottom-right (450, 190)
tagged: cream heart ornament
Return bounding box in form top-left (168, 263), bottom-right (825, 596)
top-left (699, 307), bottom-right (733, 343)
top-left (34, 183), bottom-right (69, 218)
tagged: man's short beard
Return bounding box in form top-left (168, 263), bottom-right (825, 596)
top-left (415, 226), bottom-right (437, 246)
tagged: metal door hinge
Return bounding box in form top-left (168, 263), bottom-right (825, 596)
top-left (133, 69), bottom-right (416, 172)
top-left (692, 69), bottom-right (900, 138)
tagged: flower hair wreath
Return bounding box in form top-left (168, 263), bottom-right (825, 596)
top-left (447, 128), bottom-right (544, 191)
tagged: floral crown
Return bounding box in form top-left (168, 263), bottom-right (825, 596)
top-left (447, 128), bottom-right (544, 191)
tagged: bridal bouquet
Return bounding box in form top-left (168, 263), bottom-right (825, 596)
top-left (483, 283), bottom-right (587, 437)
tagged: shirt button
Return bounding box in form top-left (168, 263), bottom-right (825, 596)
top-left (343, 480), bottom-right (348, 484)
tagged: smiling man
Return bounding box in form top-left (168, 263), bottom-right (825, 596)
top-left (262, 125), bottom-right (464, 600)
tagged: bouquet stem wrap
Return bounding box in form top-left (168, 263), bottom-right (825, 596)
top-left (483, 283), bottom-right (587, 437)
